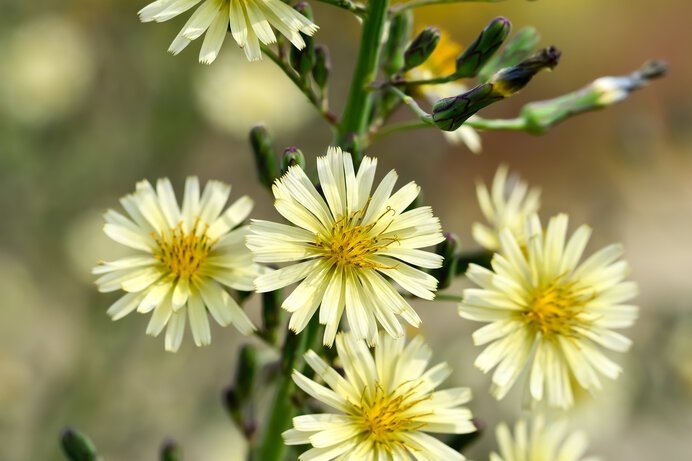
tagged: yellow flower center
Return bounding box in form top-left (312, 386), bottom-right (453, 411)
top-left (153, 219), bottom-right (216, 279)
top-left (316, 206), bottom-right (399, 269)
top-left (353, 383), bottom-right (430, 450)
top-left (523, 279), bottom-right (590, 339)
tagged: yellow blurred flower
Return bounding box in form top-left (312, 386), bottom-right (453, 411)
top-left (0, 16), bottom-right (94, 126)
top-left (194, 50), bottom-right (314, 138)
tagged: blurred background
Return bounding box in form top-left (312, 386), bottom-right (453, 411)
top-left (0, 0), bottom-right (690, 459)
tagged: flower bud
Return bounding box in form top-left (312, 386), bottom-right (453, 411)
top-left (455, 17), bottom-right (511, 79)
top-left (61, 428), bottom-right (99, 461)
top-left (222, 386), bottom-right (243, 427)
top-left (160, 439), bottom-right (182, 461)
top-left (432, 83), bottom-right (503, 131)
top-left (382, 10), bottom-right (414, 76)
top-left (282, 147), bottom-right (306, 175)
top-left (290, 3), bottom-right (317, 77)
top-left (489, 46), bottom-right (561, 97)
top-left (431, 233), bottom-right (460, 290)
top-left (235, 344), bottom-right (260, 403)
top-left (249, 125), bottom-right (277, 189)
top-left (261, 289), bottom-right (284, 343)
top-left (520, 60), bottom-right (666, 134)
top-left (477, 26), bottom-right (541, 82)
top-left (404, 27), bottom-right (441, 71)
top-left (312, 45), bottom-right (331, 92)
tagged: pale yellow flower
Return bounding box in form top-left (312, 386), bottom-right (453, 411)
top-left (94, 177), bottom-right (265, 351)
top-left (473, 164), bottom-right (541, 251)
top-left (247, 147), bottom-right (444, 346)
top-left (284, 332), bottom-right (476, 460)
top-left (491, 416), bottom-right (601, 461)
top-left (459, 213), bottom-right (638, 408)
top-left (139, 0), bottom-right (318, 63)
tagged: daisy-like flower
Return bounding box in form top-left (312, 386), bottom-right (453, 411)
top-left (284, 331), bottom-right (476, 460)
top-left (491, 416), bottom-right (601, 461)
top-left (459, 213), bottom-right (638, 408)
top-left (247, 147), bottom-right (444, 346)
top-left (410, 31), bottom-right (482, 153)
top-left (138, 0), bottom-right (318, 63)
top-left (472, 164), bottom-right (541, 251)
top-left (93, 177), bottom-right (265, 352)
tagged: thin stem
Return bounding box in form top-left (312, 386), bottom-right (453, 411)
top-left (387, 85), bottom-right (434, 122)
top-left (435, 293), bottom-right (464, 302)
top-left (371, 119), bottom-right (429, 141)
top-left (254, 318), bottom-right (320, 461)
top-left (338, 0), bottom-right (390, 155)
top-left (391, 0), bottom-right (504, 14)
top-left (371, 115), bottom-right (528, 142)
top-left (261, 45), bottom-right (338, 127)
top-left (314, 0), bottom-right (366, 15)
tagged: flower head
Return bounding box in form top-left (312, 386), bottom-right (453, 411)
top-left (138, 0), bottom-right (318, 63)
top-left (459, 213), bottom-right (638, 408)
top-left (284, 332), bottom-right (476, 460)
top-left (410, 31), bottom-right (481, 153)
top-left (491, 416), bottom-right (601, 461)
top-left (94, 177), bottom-right (265, 352)
top-left (247, 147), bottom-right (444, 346)
top-left (473, 164), bottom-right (541, 251)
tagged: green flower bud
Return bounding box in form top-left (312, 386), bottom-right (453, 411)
top-left (282, 147), bottom-right (306, 175)
top-left (382, 10), bottom-right (414, 76)
top-left (312, 45), bottom-right (331, 91)
top-left (249, 125), bottom-right (277, 189)
top-left (489, 46), bottom-right (561, 97)
top-left (521, 60), bottom-right (666, 134)
top-left (160, 439), bottom-right (182, 461)
top-left (455, 17), bottom-right (511, 79)
top-left (261, 289), bottom-right (284, 344)
top-left (235, 344), bottom-right (260, 403)
top-left (290, 3), bottom-right (317, 77)
top-left (432, 83), bottom-right (503, 131)
top-left (222, 386), bottom-right (243, 427)
top-left (477, 26), bottom-right (541, 82)
top-left (431, 233), bottom-right (460, 290)
top-left (61, 428), bottom-right (99, 461)
top-left (404, 27), bottom-right (441, 71)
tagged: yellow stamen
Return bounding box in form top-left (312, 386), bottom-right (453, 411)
top-left (522, 278), bottom-right (592, 340)
top-left (153, 219), bottom-right (216, 279)
top-left (352, 382), bottom-right (430, 452)
top-left (317, 205), bottom-right (399, 269)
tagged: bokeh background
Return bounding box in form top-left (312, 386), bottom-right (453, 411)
top-left (1, 0), bottom-right (691, 459)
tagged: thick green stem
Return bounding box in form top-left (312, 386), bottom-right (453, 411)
top-left (338, 0), bottom-right (390, 157)
top-left (254, 318), bottom-right (320, 461)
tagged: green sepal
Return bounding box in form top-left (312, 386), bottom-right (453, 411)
top-left (455, 17), bottom-right (511, 79)
top-left (382, 10), bottom-right (414, 76)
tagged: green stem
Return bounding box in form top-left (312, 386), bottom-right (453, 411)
top-left (435, 293), bottom-right (464, 302)
top-left (254, 318), bottom-right (320, 461)
top-left (262, 45), bottom-right (338, 128)
top-left (315, 0), bottom-right (366, 15)
top-left (391, 0), bottom-right (504, 14)
top-left (371, 115), bottom-right (528, 142)
top-left (387, 85), bottom-right (434, 122)
top-left (338, 0), bottom-right (390, 156)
